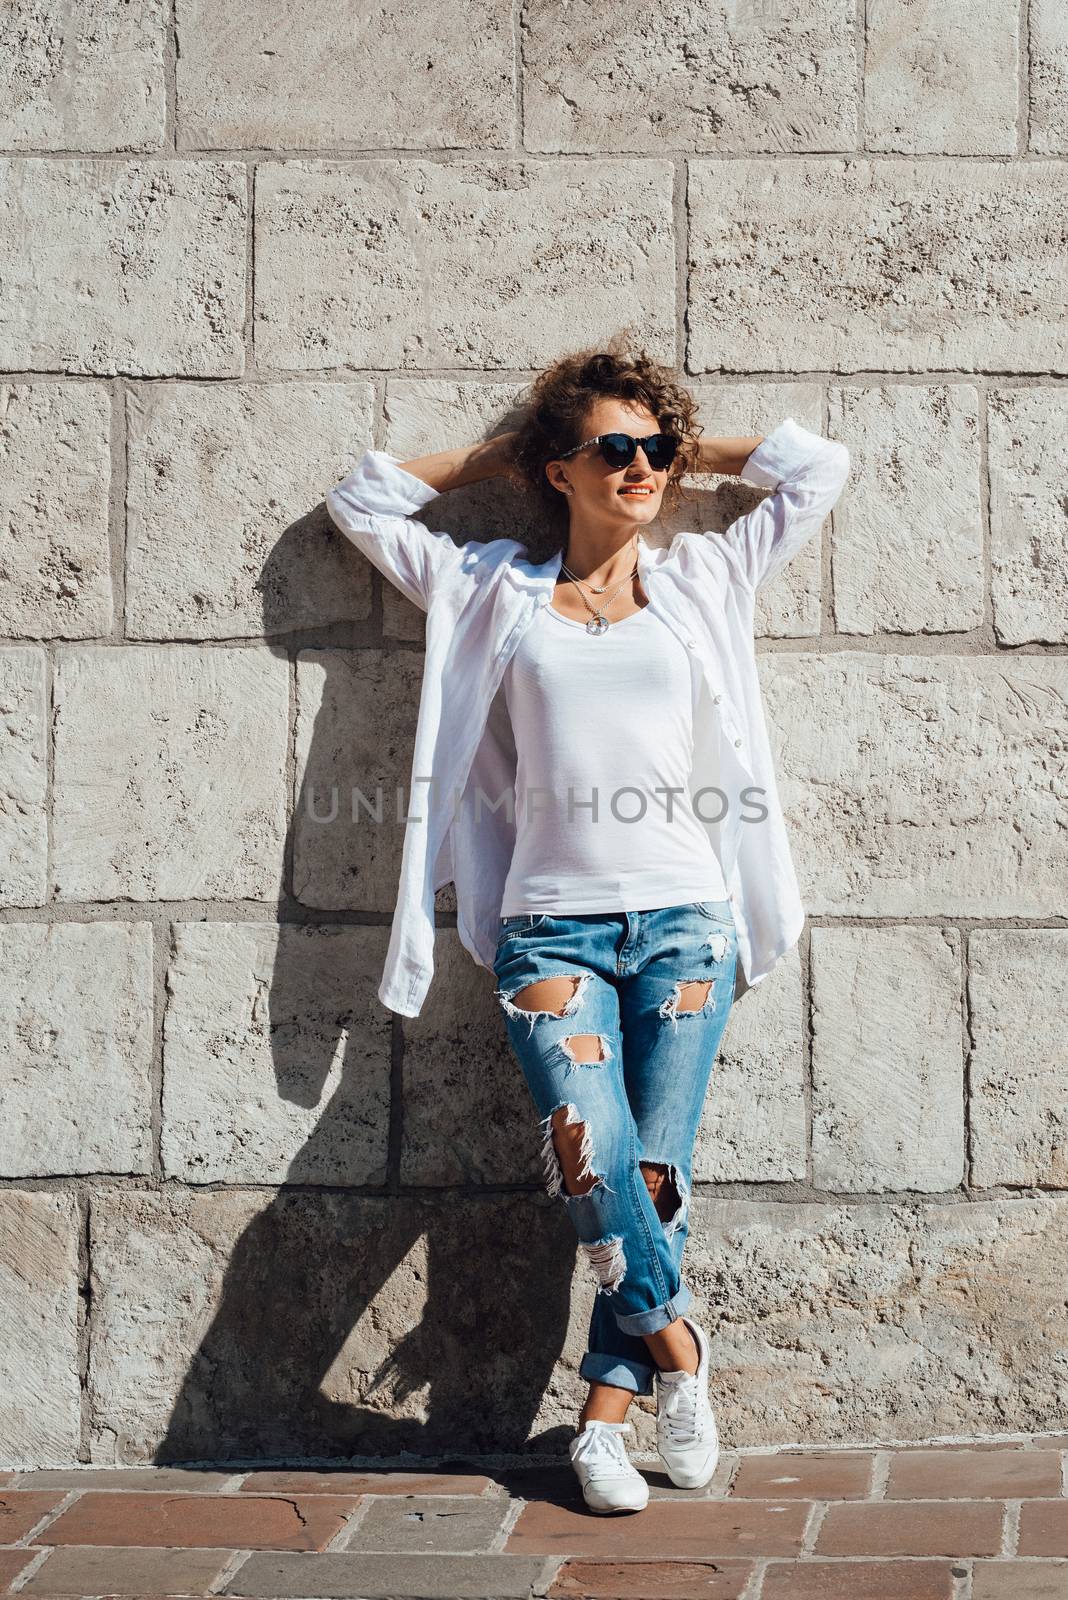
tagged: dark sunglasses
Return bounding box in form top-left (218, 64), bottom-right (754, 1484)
top-left (557, 431), bottom-right (680, 471)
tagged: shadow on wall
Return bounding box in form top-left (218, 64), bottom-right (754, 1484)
top-left (153, 465), bottom-right (590, 1465)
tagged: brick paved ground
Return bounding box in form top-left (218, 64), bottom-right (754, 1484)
top-left (2, 1437), bottom-right (1067, 1598)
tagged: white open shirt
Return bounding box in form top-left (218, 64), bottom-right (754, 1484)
top-left (325, 417), bottom-right (851, 1017)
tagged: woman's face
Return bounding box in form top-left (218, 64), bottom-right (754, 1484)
top-left (545, 398), bottom-right (669, 527)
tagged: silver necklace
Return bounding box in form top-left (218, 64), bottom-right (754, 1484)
top-left (559, 543), bottom-right (640, 636)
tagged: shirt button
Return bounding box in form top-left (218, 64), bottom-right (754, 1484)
top-left (713, 693), bottom-right (723, 704)
top-left (734, 737), bottom-right (743, 748)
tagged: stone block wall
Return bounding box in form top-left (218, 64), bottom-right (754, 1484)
top-left (0, 0), bottom-right (1066, 1466)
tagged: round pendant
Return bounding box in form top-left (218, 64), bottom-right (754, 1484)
top-left (586, 614), bottom-right (610, 636)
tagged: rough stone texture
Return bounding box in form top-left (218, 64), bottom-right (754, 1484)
top-left (0, 159), bottom-right (246, 377)
top-left (293, 648), bottom-right (425, 912)
top-left (161, 921), bottom-right (392, 1185)
top-left (810, 927), bottom-right (964, 1193)
top-left (84, 1183), bottom-right (1068, 1461)
top-left (125, 382), bottom-right (376, 638)
top-left (829, 386), bottom-right (984, 635)
top-left (694, 945), bottom-right (806, 1184)
top-left (382, 577), bottom-right (428, 644)
top-left (864, 0), bottom-right (1018, 155)
top-left (663, 383), bottom-right (824, 638)
top-left (175, 0), bottom-right (513, 151)
top-left (761, 653), bottom-right (1068, 917)
top-left (86, 1188), bottom-right (589, 1462)
top-left (523, 0), bottom-right (857, 154)
top-left (0, 0), bottom-right (166, 151)
top-left (0, 921), bottom-right (154, 1178)
top-left (688, 160), bottom-right (1068, 374)
top-left (685, 1197), bottom-right (1068, 1445)
top-left (401, 931), bottom-right (542, 1187)
top-left (254, 159), bottom-right (676, 372)
top-left (968, 930), bottom-right (1068, 1189)
top-left (0, 646), bottom-right (48, 909)
top-left (52, 645), bottom-right (289, 902)
top-left (1030, 0), bottom-right (1068, 154)
top-left (0, 382), bottom-right (114, 639)
top-left (0, 1190), bottom-right (81, 1466)
top-left (988, 387), bottom-right (1068, 645)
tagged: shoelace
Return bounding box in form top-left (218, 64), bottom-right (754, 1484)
top-left (574, 1421), bottom-right (634, 1471)
top-left (659, 1371), bottom-right (711, 1444)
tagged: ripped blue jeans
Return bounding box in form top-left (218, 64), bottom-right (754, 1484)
top-left (492, 900), bottom-right (737, 1398)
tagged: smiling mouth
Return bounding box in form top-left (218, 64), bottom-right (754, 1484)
top-left (619, 487), bottom-right (655, 496)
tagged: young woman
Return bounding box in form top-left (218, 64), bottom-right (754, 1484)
top-left (325, 334), bottom-right (850, 1514)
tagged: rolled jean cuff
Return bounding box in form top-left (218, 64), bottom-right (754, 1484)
top-left (612, 1281), bottom-right (693, 1336)
top-left (579, 1351), bottom-right (656, 1396)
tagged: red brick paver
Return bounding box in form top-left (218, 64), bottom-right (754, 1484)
top-left (730, 1451), bottom-right (875, 1500)
top-left (506, 1496), bottom-right (811, 1558)
top-left (885, 1449), bottom-right (1063, 1499)
top-left (815, 1498), bottom-right (1005, 1557)
top-left (8, 1468), bottom-right (234, 1491)
top-left (40, 1490), bottom-right (359, 1551)
top-left (548, 1556), bottom-right (755, 1597)
top-left (0, 1491), bottom-right (70, 1543)
top-left (0, 1547), bottom-right (39, 1588)
top-left (1017, 1500), bottom-right (1068, 1557)
top-left (760, 1560), bottom-right (958, 1599)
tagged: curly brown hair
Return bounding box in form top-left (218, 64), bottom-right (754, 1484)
top-left (507, 327), bottom-right (703, 557)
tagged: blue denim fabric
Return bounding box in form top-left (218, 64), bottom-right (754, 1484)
top-left (492, 900), bottom-right (737, 1398)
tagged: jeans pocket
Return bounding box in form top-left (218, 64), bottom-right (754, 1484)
top-left (497, 913), bottom-right (548, 944)
top-left (690, 899), bottom-right (735, 927)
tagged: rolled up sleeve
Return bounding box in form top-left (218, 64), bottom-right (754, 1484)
top-left (715, 417), bottom-right (851, 593)
top-left (326, 449), bottom-right (468, 612)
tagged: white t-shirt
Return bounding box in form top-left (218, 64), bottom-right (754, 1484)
top-left (499, 600), bottom-right (729, 914)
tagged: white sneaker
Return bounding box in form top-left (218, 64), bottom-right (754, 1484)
top-left (568, 1419), bottom-right (650, 1513)
top-left (655, 1316), bottom-right (720, 1489)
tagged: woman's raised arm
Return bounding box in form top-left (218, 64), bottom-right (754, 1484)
top-left (325, 431), bottom-right (521, 613)
top-left (397, 430), bottom-right (523, 492)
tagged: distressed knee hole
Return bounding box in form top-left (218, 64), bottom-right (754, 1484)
top-left (677, 979), bottom-right (713, 1012)
top-left (549, 1104), bottom-right (597, 1196)
top-left (580, 1234), bottom-right (627, 1294)
top-left (515, 975), bottom-right (582, 1014)
top-left (536, 1102), bottom-right (616, 1201)
top-left (639, 1158), bottom-right (689, 1240)
top-left (639, 1159), bottom-right (678, 1220)
top-left (560, 1032), bottom-right (610, 1066)
top-left (658, 978), bottom-right (714, 1031)
top-left (494, 971), bottom-right (592, 1038)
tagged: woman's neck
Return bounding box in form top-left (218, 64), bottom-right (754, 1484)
top-left (561, 529), bottom-right (640, 586)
